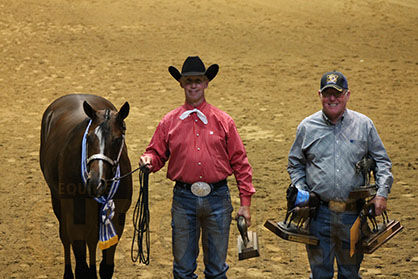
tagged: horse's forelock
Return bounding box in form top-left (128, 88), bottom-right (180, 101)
top-left (93, 109), bottom-right (124, 138)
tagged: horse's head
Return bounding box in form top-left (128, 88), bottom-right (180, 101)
top-left (83, 101), bottom-right (129, 198)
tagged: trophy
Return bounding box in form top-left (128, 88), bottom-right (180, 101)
top-left (237, 216), bottom-right (260, 260)
top-left (264, 184), bottom-right (320, 245)
top-left (265, 156), bottom-right (403, 252)
top-left (350, 156), bottom-right (403, 255)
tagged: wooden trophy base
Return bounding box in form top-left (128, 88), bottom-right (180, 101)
top-left (264, 220), bottom-right (319, 245)
top-left (362, 220), bottom-right (403, 254)
top-left (237, 231), bottom-right (260, 260)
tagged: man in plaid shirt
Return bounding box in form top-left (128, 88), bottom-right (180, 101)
top-left (288, 71), bottom-right (393, 279)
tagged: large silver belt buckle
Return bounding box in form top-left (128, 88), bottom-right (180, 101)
top-left (328, 200), bottom-right (347, 212)
top-left (190, 182), bottom-right (212, 197)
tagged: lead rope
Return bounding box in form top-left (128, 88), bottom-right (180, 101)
top-left (131, 165), bottom-right (150, 264)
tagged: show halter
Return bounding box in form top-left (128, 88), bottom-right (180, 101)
top-left (81, 119), bottom-right (123, 250)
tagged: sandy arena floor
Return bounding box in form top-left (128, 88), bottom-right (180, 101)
top-left (0, 0), bottom-right (417, 278)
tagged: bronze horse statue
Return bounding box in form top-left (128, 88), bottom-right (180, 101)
top-left (39, 94), bottom-right (132, 278)
top-left (284, 184), bottom-right (319, 229)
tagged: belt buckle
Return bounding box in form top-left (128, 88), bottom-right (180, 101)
top-left (328, 200), bottom-right (346, 212)
top-left (190, 182), bottom-right (212, 197)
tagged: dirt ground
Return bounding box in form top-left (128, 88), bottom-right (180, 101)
top-left (0, 0), bottom-right (417, 278)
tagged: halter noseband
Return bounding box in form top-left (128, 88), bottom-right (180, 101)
top-left (85, 134), bottom-right (125, 170)
top-left (86, 154), bottom-right (117, 167)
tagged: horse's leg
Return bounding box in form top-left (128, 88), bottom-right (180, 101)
top-left (383, 211), bottom-right (389, 224)
top-left (83, 199), bottom-right (101, 278)
top-left (54, 196), bottom-right (74, 279)
top-left (370, 216), bottom-right (378, 232)
top-left (98, 210), bottom-right (127, 279)
top-left (298, 217), bottom-right (306, 230)
top-left (99, 246), bottom-right (116, 279)
top-left (63, 243), bottom-right (74, 279)
top-left (87, 238), bottom-right (98, 279)
top-left (72, 240), bottom-right (89, 279)
top-left (61, 224), bottom-right (74, 279)
top-left (284, 210), bottom-right (291, 224)
top-left (288, 208), bottom-right (298, 227)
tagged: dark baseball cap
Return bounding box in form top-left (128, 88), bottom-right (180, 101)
top-left (320, 71), bottom-right (348, 92)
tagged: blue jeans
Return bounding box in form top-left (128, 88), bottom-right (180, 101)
top-left (307, 205), bottom-right (364, 279)
top-left (171, 183), bottom-right (233, 279)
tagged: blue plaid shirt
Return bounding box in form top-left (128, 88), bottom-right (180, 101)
top-left (288, 109), bottom-right (393, 202)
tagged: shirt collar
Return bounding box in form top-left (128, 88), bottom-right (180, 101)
top-left (321, 109), bottom-right (348, 126)
top-left (183, 100), bottom-right (208, 112)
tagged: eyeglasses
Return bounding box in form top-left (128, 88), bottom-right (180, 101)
top-left (320, 90), bottom-right (348, 98)
top-left (182, 77), bottom-right (206, 85)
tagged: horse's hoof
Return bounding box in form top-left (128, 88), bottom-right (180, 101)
top-left (64, 272), bottom-right (75, 279)
top-left (64, 264), bottom-right (74, 279)
top-left (99, 263), bottom-right (114, 279)
top-left (89, 264), bottom-right (98, 279)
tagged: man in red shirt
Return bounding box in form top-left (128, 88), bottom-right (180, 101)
top-left (140, 56), bottom-right (255, 279)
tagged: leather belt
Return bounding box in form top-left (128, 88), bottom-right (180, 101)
top-left (320, 200), bottom-right (359, 213)
top-left (175, 179), bottom-right (227, 197)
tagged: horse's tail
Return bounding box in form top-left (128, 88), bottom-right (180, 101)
top-left (41, 110), bottom-right (54, 143)
top-left (40, 109), bottom-right (54, 170)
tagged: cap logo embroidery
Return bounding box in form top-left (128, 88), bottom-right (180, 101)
top-left (327, 74), bottom-right (338, 84)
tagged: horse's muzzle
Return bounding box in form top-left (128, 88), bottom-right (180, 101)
top-left (86, 177), bottom-right (107, 198)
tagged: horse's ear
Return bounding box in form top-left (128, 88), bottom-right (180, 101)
top-left (118, 102), bottom-right (129, 120)
top-left (83, 101), bottom-right (96, 119)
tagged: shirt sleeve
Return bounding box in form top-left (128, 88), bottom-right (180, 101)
top-left (143, 120), bottom-right (170, 173)
top-left (287, 124), bottom-right (310, 191)
top-left (367, 121), bottom-right (394, 198)
top-left (226, 119), bottom-right (255, 206)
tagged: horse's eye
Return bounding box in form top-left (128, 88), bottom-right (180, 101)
top-left (113, 137), bottom-right (123, 146)
top-left (87, 135), bottom-right (94, 145)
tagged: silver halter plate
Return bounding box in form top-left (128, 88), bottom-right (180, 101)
top-left (190, 182), bottom-right (212, 197)
top-left (86, 154), bottom-right (116, 166)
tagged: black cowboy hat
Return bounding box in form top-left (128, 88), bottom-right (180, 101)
top-left (168, 56), bottom-right (219, 82)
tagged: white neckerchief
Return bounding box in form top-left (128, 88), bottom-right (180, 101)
top-left (179, 108), bottom-right (208, 124)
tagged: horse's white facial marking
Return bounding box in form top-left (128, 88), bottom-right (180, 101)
top-left (94, 125), bottom-right (105, 181)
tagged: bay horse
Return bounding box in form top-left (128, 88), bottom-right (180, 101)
top-left (39, 94), bottom-right (132, 279)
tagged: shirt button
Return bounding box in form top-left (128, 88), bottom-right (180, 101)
top-left (337, 169), bottom-right (340, 172)
top-left (196, 133), bottom-right (199, 137)
top-left (197, 147), bottom-right (200, 151)
top-left (195, 119), bottom-right (198, 122)
top-left (199, 176), bottom-right (203, 179)
top-left (198, 162), bottom-right (201, 166)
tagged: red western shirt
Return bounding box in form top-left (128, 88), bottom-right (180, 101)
top-left (143, 100), bottom-right (255, 206)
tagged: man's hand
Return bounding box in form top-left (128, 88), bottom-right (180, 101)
top-left (139, 155), bottom-right (152, 170)
top-left (236, 206), bottom-right (251, 227)
top-left (371, 195), bottom-right (387, 216)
